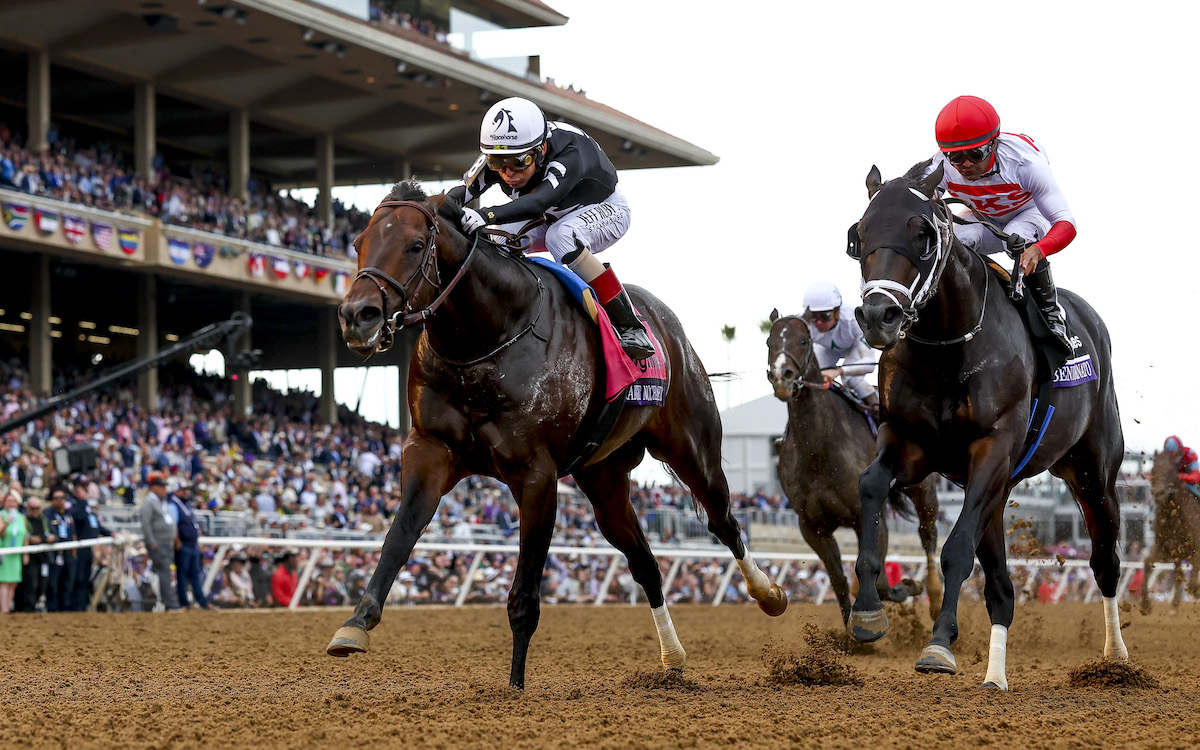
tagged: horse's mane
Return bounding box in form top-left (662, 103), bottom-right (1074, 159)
top-left (384, 180), bottom-right (428, 202)
top-left (903, 158), bottom-right (934, 181)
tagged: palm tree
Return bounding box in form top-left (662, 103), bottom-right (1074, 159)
top-left (721, 325), bottom-right (736, 410)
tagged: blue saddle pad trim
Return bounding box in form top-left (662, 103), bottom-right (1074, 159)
top-left (527, 256), bottom-right (590, 309)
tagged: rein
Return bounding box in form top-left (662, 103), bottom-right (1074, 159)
top-left (352, 199), bottom-right (478, 353)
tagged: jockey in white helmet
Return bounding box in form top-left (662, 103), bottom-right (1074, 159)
top-left (447, 96), bottom-right (653, 360)
top-left (802, 281), bottom-right (879, 416)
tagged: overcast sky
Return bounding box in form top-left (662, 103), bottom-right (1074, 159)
top-left (313, 0), bottom-right (1197, 461)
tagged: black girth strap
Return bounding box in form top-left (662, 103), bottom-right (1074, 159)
top-left (560, 385), bottom-right (630, 478)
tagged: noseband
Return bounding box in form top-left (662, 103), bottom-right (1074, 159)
top-left (353, 199), bottom-right (478, 353)
top-left (770, 317), bottom-right (828, 392)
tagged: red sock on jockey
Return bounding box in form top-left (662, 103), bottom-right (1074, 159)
top-left (590, 266), bottom-right (623, 305)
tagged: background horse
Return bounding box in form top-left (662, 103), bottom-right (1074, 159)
top-left (1141, 450), bottom-right (1200, 613)
top-left (328, 181), bottom-right (786, 688)
top-left (848, 161), bottom-right (1129, 691)
top-left (766, 309), bottom-right (942, 625)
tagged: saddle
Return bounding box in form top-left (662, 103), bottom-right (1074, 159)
top-left (828, 382), bottom-right (878, 437)
top-left (982, 257), bottom-right (1070, 376)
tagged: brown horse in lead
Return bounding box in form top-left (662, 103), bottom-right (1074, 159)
top-left (328, 182), bottom-right (786, 689)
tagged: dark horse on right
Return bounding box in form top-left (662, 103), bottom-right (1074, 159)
top-left (848, 161), bottom-right (1129, 691)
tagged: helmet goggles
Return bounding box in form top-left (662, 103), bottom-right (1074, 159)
top-left (944, 140), bottom-right (994, 166)
top-left (485, 150), bottom-right (536, 172)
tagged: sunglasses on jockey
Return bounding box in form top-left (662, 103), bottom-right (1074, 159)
top-left (485, 150), bottom-right (537, 172)
top-left (810, 309), bottom-right (836, 323)
top-left (943, 140), bottom-right (995, 166)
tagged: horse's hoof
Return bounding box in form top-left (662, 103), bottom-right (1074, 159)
top-left (979, 680), bottom-right (1008, 692)
top-left (914, 645), bottom-right (957, 674)
top-left (661, 645), bottom-right (687, 671)
top-left (901, 577), bottom-right (925, 597)
top-left (756, 583), bottom-right (788, 617)
top-left (848, 609), bottom-right (889, 642)
top-left (327, 626), bottom-right (370, 657)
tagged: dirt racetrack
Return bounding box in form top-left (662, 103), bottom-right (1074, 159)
top-left (4, 600), bottom-right (1198, 749)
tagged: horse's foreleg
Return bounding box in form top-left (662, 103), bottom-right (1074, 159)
top-left (976, 511), bottom-right (1015, 691)
top-left (917, 438), bottom-right (1010, 676)
top-left (801, 523), bottom-right (851, 625)
top-left (327, 437), bottom-right (456, 657)
top-left (849, 429), bottom-right (903, 642)
top-left (507, 467), bottom-right (558, 690)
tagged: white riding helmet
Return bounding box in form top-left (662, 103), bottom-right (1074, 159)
top-left (803, 281), bottom-right (843, 312)
top-left (480, 97), bottom-right (548, 154)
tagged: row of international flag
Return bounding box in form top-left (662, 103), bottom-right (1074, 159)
top-left (3, 199), bottom-right (350, 292)
top-left (3, 200), bottom-right (139, 254)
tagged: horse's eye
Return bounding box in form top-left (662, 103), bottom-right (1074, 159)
top-left (410, 240), bottom-right (425, 253)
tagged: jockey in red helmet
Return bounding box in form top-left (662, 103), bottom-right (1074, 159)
top-left (1164, 435), bottom-right (1200, 485)
top-left (925, 95), bottom-right (1076, 353)
top-left (447, 97), bottom-right (654, 361)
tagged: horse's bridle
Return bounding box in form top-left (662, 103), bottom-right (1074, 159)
top-left (352, 199), bottom-right (478, 353)
top-left (769, 316), bottom-right (829, 393)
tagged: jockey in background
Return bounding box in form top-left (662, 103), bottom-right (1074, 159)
top-left (446, 96), bottom-right (654, 361)
top-left (1163, 436), bottom-right (1200, 486)
top-left (923, 95), bottom-right (1076, 353)
top-left (801, 281), bottom-right (879, 418)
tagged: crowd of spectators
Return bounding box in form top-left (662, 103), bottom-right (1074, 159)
top-left (0, 352), bottom-right (1183, 614)
top-left (0, 122), bottom-right (368, 259)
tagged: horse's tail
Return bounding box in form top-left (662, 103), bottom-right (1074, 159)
top-left (887, 489), bottom-right (918, 521)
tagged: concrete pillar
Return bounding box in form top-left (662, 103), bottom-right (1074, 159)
top-left (229, 108), bottom-right (250, 202)
top-left (392, 156), bottom-right (412, 183)
top-left (136, 275), bottom-right (158, 410)
top-left (134, 81), bottom-right (156, 180)
top-left (231, 292), bottom-right (253, 418)
top-left (315, 132), bottom-right (334, 226)
top-left (27, 51), bottom-right (50, 154)
top-left (29, 255), bottom-right (52, 397)
top-left (395, 333), bottom-right (413, 434)
top-left (318, 307), bottom-right (338, 425)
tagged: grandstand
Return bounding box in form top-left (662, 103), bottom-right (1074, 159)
top-left (0, 0), bottom-right (715, 428)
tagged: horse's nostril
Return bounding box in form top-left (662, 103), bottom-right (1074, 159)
top-left (782, 369), bottom-right (795, 381)
top-left (882, 307), bottom-right (903, 328)
top-left (357, 306), bottom-right (383, 326)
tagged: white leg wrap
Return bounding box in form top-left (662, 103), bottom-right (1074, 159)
top-left (1102, 596), bottom-right (1129, 662)
top-left (982, 624), bottom-right (1009, 691)
top-left (737, 555), bottom-right (772, 601)
top-left (651, 605), bottom-right (687, 670)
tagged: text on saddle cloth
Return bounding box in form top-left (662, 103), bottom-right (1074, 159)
top-left (526, 256), bottom-right (667, 406)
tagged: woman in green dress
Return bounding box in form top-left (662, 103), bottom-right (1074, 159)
top-left (0, 488), bottom-right (28, 614)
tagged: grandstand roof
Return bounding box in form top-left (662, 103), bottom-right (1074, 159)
top-left (0, 0), bottom-right (716, 186)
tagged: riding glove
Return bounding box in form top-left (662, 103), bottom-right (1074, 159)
top-left (461, 208), bottom-right (487, 233)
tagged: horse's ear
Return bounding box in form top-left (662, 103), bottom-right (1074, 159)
top-left (770, 308), bottom-right (779, 323)
top-left (437, 190), bottom-right (463, 225)
top-left (866, 165), bottom-right (882, 198)
top-left (915, 162), bottom-right (944, 198)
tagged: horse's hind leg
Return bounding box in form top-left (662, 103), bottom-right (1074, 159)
top-left (915, 478), bottom-right (944, 618)
top-left (975, 510), bottom-right (1016, 691)
top-left (575, 442), bottom-right (684, 670)
top-left (327, 436), bottom-right (459, 657)
top-left (1059, 438), bottom-right (1129, 662)
top-left (1139, 550), bottom-right (1157, 616)
top-left (648, 426), bottom-right (787, 616)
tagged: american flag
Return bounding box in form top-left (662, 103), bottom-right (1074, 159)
top-left (92, 222), bottom-right (113, 251)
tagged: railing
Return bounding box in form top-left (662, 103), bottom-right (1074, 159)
top-left (4, 535), bottom-right (1190, 613)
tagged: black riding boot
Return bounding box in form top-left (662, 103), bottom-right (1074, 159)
top-left (602, 289), bottom-right (656, 361)
top-left (1027, 261), bottom-right (1073, 354)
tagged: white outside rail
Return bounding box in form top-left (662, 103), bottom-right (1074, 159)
top-left (3, 535), bottom-right (1190, 610)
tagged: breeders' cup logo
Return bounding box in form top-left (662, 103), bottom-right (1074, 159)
top-left (490, 108), bottom-right (519, 140)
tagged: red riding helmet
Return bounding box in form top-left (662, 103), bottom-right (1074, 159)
top-left (935, 96), bottom-right (1001, 152)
